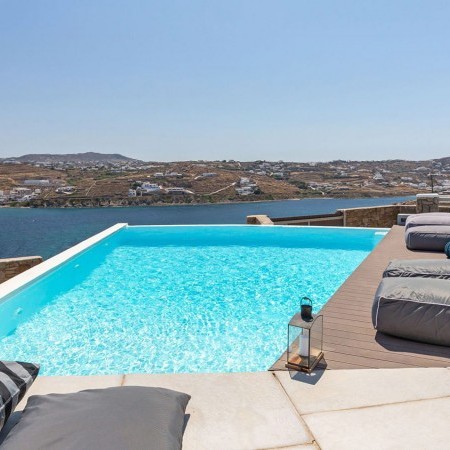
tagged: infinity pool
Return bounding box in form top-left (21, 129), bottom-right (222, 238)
top-left (0, 225), bottom-right (387, 375)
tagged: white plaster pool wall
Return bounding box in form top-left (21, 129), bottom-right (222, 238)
top-left (0, 223), bottom-right (127, 304)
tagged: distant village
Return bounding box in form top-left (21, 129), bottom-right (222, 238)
top-left (0, 153), bottom-right (446, 206)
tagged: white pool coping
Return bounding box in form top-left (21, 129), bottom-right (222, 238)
top-left (0, 223), bottom-right (127, 304)
top-left (128, 224), bottom-right (391, 231)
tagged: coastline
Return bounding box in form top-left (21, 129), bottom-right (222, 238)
top-left (0, 193), bottom-right (415, 209)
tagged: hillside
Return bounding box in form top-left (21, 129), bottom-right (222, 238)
top-left (4, 152), bottom-right (139, 164)
top-left (0, 153), bottom-right (447, 207)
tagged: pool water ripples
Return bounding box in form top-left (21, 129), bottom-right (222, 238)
top-left (0, 226), bottom-right (385, 375)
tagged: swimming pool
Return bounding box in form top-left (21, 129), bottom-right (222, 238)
top-left (0, 225), bottom-right (387, 376)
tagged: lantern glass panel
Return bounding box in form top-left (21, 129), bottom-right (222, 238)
top-left (286, 323), bottom-right (303, 368)
top-left (286, 313), bottom-right (323, 372)
top-left (309, 315), bottom-right (323, 368)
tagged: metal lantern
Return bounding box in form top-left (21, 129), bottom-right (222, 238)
top-left (285, 298), bottom-right (324, 372)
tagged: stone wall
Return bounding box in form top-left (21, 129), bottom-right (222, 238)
top-left (0, 256), bottom-right (43, 283)
top-left (338, 205), bottom-right (402, 228)
top-left (416, 194), bottom-right (439, 213)
top-left (247, 200), bottom-right (447, 229)
top-left (272, 213), bottom-right (344, 226)
top-left (248, 206), bottom-right (408, 228)
top-left (399, 204), bottom-right (417, 214)
top-left (246, 215), bottom-right (274, 225)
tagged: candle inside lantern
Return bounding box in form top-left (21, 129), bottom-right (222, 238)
top-left (298, 332), bottom-right (309, 357)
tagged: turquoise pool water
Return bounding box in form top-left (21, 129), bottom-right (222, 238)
top-left (0, 226), bottom-right (386, 375)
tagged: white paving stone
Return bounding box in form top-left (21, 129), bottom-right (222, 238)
top-left (303, 396), bottom-right (450, 450)
top-left (275, 368), bottom-right (450, 414)
top-left (7, 368), bottom-right (450, 449)
top-left (17, 374), bottom-right (124, 410)
top-left (124, 371), bottom-right (313, 450)
top-left (264, 444), bottom-right (319, 449)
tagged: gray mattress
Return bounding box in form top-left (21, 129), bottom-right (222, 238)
top-left (405, 226), bottom-right (450, 251)
top-left (384, 259), bottom-right (450, 279)
top-left (405, 213), bottom-right (450, 230)
top-left (372, 277), bottom-right (450, 346)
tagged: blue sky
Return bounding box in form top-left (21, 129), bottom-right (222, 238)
top-left (1, 1), bottom-right (450, 161)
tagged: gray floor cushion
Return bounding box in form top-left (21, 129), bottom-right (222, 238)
top-left (1, 386), bottom-right (190, 450)
top-left (383, 259), bottom-right (450, 279)
top-left (405, 226), bottom-right (450, 251)
top-left (372, 277), bottom-right (450, 346)
top-left (405, 213), bottom-right (450, 230)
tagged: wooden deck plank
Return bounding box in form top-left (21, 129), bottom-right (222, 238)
top-left (323, 353), bottom-right (417, 369)
top-left (270, 225), bottom-right (450, 370)
top-left (322, 336), bottom-right (450, 363)
top-left (322, 329), bottom-right (450, 359)
top-left (322, 344), bottom-right (447, 367)
top-left (323, 313), bottom-right (370, 321)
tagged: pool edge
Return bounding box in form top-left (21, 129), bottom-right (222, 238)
top-left (0, 223), bottom-right (128, 304)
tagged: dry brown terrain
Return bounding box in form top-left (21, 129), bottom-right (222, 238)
top-left (0, 155), bottom-right (442, 206)
top-left (0, 165), bottom-right (68, 191)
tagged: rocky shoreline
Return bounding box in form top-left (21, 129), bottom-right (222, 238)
top-left (3, 191), bottom-right (415, 208)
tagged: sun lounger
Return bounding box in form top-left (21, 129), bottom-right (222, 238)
top-left (405, 225), bottom-right (450, 251)
top-left (405, 212), bottom-right (450, 230)
top-left (383, 259), bottom-right (450, 279)
top-left (372, 277), bottom-right (450, 346)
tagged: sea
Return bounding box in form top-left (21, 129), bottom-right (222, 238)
top-left (0, 196), bottom-right (413, 259)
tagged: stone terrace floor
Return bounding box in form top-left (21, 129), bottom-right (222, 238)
top-left (4, 368), bottom-right (449, 449)
top-left (271, 225), bottom-right (450, 370)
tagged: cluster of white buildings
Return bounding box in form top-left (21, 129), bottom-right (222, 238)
top-left (0, 157), bottom-right (161, 173)
top-left (235, 177), bottom-right (259, 196)
top-left (246, 161), bottom-right (288, 179)
top-left (0, 179), bottom-right (71, 204)
top-left (0, 187), bottom-right (42, 203)
top-left (0, 179), bottom-right (54, 203)
top-left (128, 181), bottom-right (191, 197)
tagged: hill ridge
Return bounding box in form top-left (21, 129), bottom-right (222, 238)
top-left (3, 152), bottom-right (140, 163)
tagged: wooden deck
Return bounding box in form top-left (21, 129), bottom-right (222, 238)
top-left (271, 225), bottom-right (450, 370)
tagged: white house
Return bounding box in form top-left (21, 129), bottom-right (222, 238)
top-left (166, 172), bottom-right (183, 178)
top-left (23, 179), bottom-right (51, 186)
top-left (236, 186), bottom-right (254, 196)
top-left (165, 187), bottom-right (187, 194)
top-left (56, 186), bottom-right (75, 194)
top-left (140, 183), bottom-right (162, 194)
top-left (11, 187), bottom-right (33, 197)
top-left (373, 172), bottom-right (384, 181)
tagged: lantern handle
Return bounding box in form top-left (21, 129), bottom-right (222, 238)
top-left (301, 296), bottom-right (312, 306)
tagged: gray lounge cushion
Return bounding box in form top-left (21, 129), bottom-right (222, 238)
top-left (405, 213), bottom-right (450, 230)
top-left (405, 226), bottom-right (450, 251)
top-left (383, 259), bottom-right (450, 279)
top-left (372, 277), bottom-right (450, 346)
top-left (1, 386), bottom-right (190, 450)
